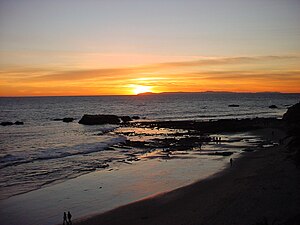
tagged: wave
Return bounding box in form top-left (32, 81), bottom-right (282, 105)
top-left (0, 135), bottom-right (126, 169)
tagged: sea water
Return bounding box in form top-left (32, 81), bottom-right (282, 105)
top-left (0, 93), bottom-right (299, 199)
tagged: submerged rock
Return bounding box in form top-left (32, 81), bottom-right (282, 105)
top-left (269, 105), bottom-right (278, 109)
top-left (53, 118), bottom-right (63, 121)
top-left (79, 114), bottom-right (120, 125)
top-left (53, 118), bottom-right (75, 122)
top-left (228, 104), bottom-right (240, 107)
top-left (62, 118), bottom-right (74, 123)
top-left (14, 121), bottom-right (24, 125)
top-left (1, 122), bottom-right (14, 126)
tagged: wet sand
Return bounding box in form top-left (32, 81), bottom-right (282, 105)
top-left (74, 128), bottom-right (300, 225)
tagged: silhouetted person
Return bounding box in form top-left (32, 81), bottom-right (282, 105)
top-left (230, 158), bottom-right (233, 167)
top-left (63, 212), bottom-right (67, 225)
top-left (67, 211), bottom-right (72, 225)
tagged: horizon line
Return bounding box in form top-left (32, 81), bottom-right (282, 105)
top-left (1, 91), bottom-right (300, 98)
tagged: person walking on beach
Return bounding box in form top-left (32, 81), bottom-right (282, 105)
top-left (63, 212), bottom-right (67, 225)
top-left (230, 158), bottom-right (233, 167)
top-left (67, 211), bottom-right (72, 225)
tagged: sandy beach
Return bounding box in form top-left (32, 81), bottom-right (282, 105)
top-left (74, 128), bottom-right (300, 225)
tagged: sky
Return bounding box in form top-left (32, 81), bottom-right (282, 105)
top-left (0, 0), bottom-right (300, 96)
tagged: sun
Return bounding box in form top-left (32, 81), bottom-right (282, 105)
top-left (132, 85), bottom-right (152, 95)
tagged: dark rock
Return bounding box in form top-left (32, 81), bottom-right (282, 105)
top-left (120, 116), bottom-right (132, 123)
top-left (269, 105), bottom-right (278, 109)
top-left (228, 104), bottom-right (239, 107)
top-left (97, 164), bottom-right (109, 169)
top-left (242, 148), bottom-right (254, 152)
top-left (62, 117), bottom-right (74, 123)
top-left (283, 102), bottom-right (300, 123)
top-left (79, 114), bottom-right (120, 125)
top-left (208, 151), bottom-right (233, 156)
top-left (1, 122), bottom-right (14, 126)
top-left (134, 118), bottom-right (283, 133)
top-left (132, 116), bottom-right (140, 120)
top-left (53, 118), bottom-right (63, 121)
top-left (14, 121), bottom-right (24, 125)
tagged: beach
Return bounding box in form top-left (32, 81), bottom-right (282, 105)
top-left (1, 128), bottom-right (253, 225)
top-left (74, 128), bottom-right (300, 225)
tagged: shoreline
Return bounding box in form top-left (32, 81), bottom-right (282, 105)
top-left (74, 128), bottom-right (300, 225)
top-left (0, 133), bottom-right (236, 225)
top-left (1, 127), bottom-right (265, 225)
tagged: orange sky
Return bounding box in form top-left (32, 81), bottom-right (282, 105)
top-left (1, 1), bottom-right (300, 96)
top-left (1, 54), bottom-right (299, 96)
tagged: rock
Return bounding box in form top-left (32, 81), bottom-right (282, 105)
top-left (242, 148), bottom-right (254, 152)
top-left (79, 114), bottom-right (121, 125)
top-left (97, 164), bottom-right (109, 169)
top-left (228, 104), bottom-right (239, 107)
top-left (14, 121), bottom-right (24, 125)
top-left (269, 105), bottom-right (278, 109)
top-left (132, 116), bottom-right (140, 120)
top-left (1, 122), bottom-right (14, 126)
top-left (120, 116), bottom-right (132, 123)
top-left (208, 151), bottom-right (233, 156)
top-left (62, 118), bottom-right (74, 123)
top-left (53, 118), bottom-right (63, 121)
top-left (283, 102), bottom-right (300, 123)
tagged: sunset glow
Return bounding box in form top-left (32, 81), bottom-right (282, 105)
top-left (0, 0), bottom-right (299, 96)
top-left (132, 85), bottom-right (153, 95)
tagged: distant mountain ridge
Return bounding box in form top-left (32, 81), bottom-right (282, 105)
top-left (137, 91), bottom-right (287, 96)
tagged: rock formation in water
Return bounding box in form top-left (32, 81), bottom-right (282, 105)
top-left (79, 114), bottom-right (121, 125)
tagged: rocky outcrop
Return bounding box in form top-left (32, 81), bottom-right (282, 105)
top-left (79, 114), bottom-right (121, 125)
top-left (78, 114), bottom-right (136, 125)
top-left (133, 117), bottom-right (284, 133)
top-left (283, 102), bottom-right (300, 123)
top-left (283, 102), bottom-right (300, 165)
top-left (228, 104), bottom-right (239, 107)
top-left (120, 116), bottom-right (132, 123)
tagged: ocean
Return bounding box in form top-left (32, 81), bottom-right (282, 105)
top-left (0, 93), bottom-right (299, 200)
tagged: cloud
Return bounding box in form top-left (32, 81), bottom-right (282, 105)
top-left (2, 54), bottom-right (297, 82)
top-left (1, 54), bottom-right (300, 95)
top-left (150, 55), bottom-right (300, 68)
